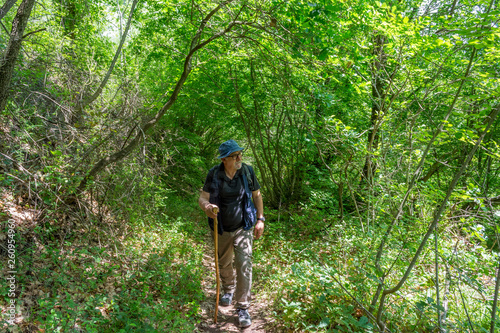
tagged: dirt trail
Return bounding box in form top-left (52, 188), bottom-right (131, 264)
top-left (196, 233), bottom-right (273, 333)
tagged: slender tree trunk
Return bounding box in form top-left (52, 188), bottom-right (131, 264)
top-left (249, 60), bottom-right (285, 203)
top-left (435, 224), bottom-right (442, 331)
top-left (0, 0), bottom-right (36, 113)
top-left (363, 34), bottom-right (385, 184)
top-left (490, 241), bottom-right (500, 333)
top-left (441, 262), bottom-right (451, 325)
top-left (482, 154), bottom-right (492, 196)
top-left (0, 0), bottom-right (18, 20)
top-left (76, 0), bottom-right (139, 114)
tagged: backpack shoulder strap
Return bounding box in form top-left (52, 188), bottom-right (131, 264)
top-left (208, 164), bottom-right (222, 196)
top-left (242, 164), bottom-right (253, 190)
top-left (213, 165), bottom-right (219, 187)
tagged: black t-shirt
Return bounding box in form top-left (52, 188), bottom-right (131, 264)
top-left (203, 164), bottom-right (260, 232)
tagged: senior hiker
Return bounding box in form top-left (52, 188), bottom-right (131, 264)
top-left (198, 139), bottom-right (265, 328)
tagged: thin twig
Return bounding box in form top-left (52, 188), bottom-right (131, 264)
top-left (22, 27), bottom-right (46, 39)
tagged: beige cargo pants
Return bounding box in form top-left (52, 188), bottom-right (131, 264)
top-left (216, 227), bottom-right (253, 309)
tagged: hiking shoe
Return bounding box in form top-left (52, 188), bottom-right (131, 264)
top-left (220, 293), bottom-right (233, 306)
top-left (237, 308), bottom-right (251, 328)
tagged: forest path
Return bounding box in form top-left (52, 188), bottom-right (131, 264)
top-left (196, 231), bottom-right (274, 333)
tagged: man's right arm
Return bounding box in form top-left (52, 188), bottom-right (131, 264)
top-left (199, 191), bottom-right (218, 219)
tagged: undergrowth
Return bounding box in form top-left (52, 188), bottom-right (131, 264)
top-left (1, 184), bottom-right (498, 332)
top-left (0, 193), bottom-right (205, 332)
top-left (253, 201), bottom-right (499, 333)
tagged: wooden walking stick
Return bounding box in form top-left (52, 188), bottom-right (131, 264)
top-left (213, 208), bottom-right (220, 323)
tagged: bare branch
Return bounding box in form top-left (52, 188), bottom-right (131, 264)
top-left (22, 27), bottom-right (46, 39)
top-left (0, 0), bottom-right (36, 112)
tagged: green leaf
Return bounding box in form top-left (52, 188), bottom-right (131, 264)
top-left (318, 48), bottom-right (329, 60)
top-left (318, 318), bottom-right (329, 328)
top-left (358, 316), bottom-right (372, 328)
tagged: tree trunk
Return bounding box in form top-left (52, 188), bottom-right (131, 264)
top-left (491, 257), bottom-right (500, 333)
top-left (362, 33), bottom-right (385, 184)
top-left (0, 0), bottom-right (36, 113)
top-left (232, 67), bottom-right (277, 205)
top-left (0, 0), bottom-right (18, 20)
top-left (76, 0), bottom-right (139, 116)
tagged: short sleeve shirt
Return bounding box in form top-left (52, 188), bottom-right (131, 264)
top-left (203, 164), bottom-right (260, 232)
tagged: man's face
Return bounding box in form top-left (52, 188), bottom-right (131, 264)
top-left (222, 150), bottom-right (243, 170)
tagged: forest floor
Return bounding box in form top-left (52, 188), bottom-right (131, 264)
top-left (0, 188), bottom-right (283, 332)
top-left (196, 231), bottom-right (274, 333)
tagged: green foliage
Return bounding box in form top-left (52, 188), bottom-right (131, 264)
top-left (1, 0), bottom-right (500, 332)
top-left (253, 185), bottom-right (499, 331)
top-left (278, 261), bottom-right (374, 332)
top-left (0, 194), bottom-right (204, 332)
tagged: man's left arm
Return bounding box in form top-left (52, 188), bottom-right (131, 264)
top-left (252, 189), bottom-right (264, 239)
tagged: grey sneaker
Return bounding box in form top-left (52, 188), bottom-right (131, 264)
top-left (220, 293), bottom-right (233, 306)
top-left (237, 308), bottom-right (251, 328)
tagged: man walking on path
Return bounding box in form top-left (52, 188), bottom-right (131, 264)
top-left (199, 139), bottom-right (265, 328)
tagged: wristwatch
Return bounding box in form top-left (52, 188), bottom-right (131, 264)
top-left (257, 217), bottom-right (265, 222)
